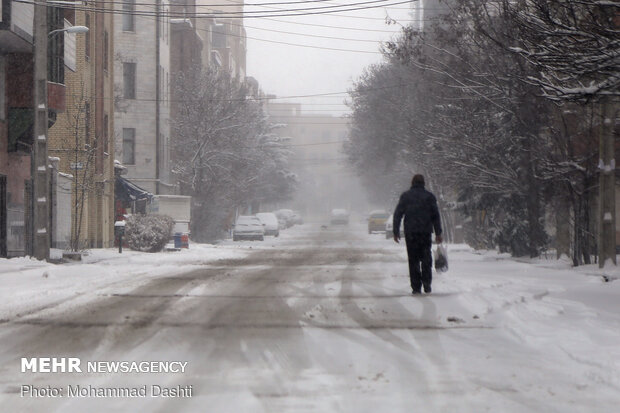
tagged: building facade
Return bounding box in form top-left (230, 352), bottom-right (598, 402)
top-left (114, 0), bottom-right (175, 195)
top-left (48, 6), bottom-right (116, 249)
top-left (195, 1), bottom-right (246, 77)
top-left (1, 1), bottom-right (68, 256)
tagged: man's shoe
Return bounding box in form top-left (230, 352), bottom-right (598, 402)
top-left (424, 285), bottom-right (432, 293)
top-left (412, 290), bottom-right (422, 295)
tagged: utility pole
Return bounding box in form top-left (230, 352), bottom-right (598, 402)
top-left (33, 0), bottom-right (50, 260)
top-left (155, 0), bottom-right (161, 195)
top-left (598, 98), bottom-right (617, 268)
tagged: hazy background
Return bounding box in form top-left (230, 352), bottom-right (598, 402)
top-left (245, 3), bottom-right (415, 115)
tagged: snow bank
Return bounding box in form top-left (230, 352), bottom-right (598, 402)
top-left (0, 242), bottom-right (250, 322)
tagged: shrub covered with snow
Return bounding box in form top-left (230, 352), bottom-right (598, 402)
top-left (125, 214), bottom-right (174, 253)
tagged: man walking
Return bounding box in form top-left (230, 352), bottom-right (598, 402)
top-left (393, 174), bottom-right (442, 294)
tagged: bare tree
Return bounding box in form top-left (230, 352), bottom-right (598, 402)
top-left (50, 82), bottom-right (99, 252)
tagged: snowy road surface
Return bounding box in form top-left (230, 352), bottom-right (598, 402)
top-left (0, 223), bottom-right (619, 412)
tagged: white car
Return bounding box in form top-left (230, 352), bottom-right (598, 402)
top-left (255, 212), bottom-right (280, 237)
top-left (233, 216), bottom-right (265, 241)
top-left (385, 213), bottom-right (404, 239)
top-left (274, 209), bottom-right (295, 228)
top-left (330, 208), bottom-right (349, 225)
top-left (291, 211), bottom-right (304, 225)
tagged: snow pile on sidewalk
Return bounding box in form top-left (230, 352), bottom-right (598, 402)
top-left (0, 243), bottom-right (250, 322)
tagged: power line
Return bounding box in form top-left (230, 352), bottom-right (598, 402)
top-left (62, 83), bottom-right (395, 104)
top-left (64, 0), bottom-right (344, 7)
top-left (130, 11), bottom-right (392, 53)
top-left (283, 140), bottom-right (347, 146)
top-left (258, 16), bottom-right (399, 32)
top-left (121, 11), bottom-right (395, 52)
top-left (60, 0), bottom-right (417, 21)
top-left (18, 0), bottom-right (416, 19)
top-left (198, 0), bottom-right (399, 16)
top-left (243, 23), bottom-right (392, 43)
top-left (269, 103), bottom-right (350, 106)
top-left (189, 16), bottom-right (389, 52)
top-left (221, 31), bottom-right (384, 53)
top-left (204, 0), bottom-right (417, 20)
top-left (117, 3), bottom-right (402, 44)
top-left (268, 109), bottom-right (350, 112)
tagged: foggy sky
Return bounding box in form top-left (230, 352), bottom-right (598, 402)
top-left (245, 4), bottom-right (414, 115)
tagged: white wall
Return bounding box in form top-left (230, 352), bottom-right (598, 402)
top-left (53, 173), bottom-right (73, 249)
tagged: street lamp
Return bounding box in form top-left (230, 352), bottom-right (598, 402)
top-left (48, 25), bottom-right (89, 37)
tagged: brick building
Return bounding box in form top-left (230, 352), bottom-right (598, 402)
top-left (48, 6), bottom-right (115, 249)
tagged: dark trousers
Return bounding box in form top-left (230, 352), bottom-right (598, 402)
top-left (405, 233), bottom-right (432, 291)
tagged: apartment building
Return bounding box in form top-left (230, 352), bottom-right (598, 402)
top-left (196, 0), bottom-right (246, 78)
top-left (114, 0), bottom-right (175, 195)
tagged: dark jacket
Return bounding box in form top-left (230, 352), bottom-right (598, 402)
top-left (393, 183), bottom-right (442, 237)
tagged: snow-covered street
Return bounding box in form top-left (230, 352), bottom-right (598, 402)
top-left (0, 222), bottom-right (619, 412)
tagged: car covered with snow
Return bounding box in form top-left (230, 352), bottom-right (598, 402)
top-left (291, 211), bottom-right (304, 225)
top-left (274, 209), bottom-right (295, 228)
top-left (330, 208), bottom-right (349, 225)
top-left (232, 215), bottom-right (265, 241)
top-left (367, 210), bottom-right (389, 233)
top-left (255, 212), bottom-right (280, 237)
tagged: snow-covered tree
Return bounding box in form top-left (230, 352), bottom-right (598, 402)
top-left (346, 0), bottom-right (611, 262)
top-left (171, 67), bottom-right (296, 241)
top-left (501, 0), bottom-right (619, 102)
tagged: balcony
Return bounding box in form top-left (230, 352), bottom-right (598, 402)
top-left (0, 0), bottom-right (34, 53)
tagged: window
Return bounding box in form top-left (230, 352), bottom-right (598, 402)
top-left (103, 31), bottom-right (109, 72)
top-left (84, 14), bottom-right (90, 60)
top-left (47, 7), bottom-right (64, 84)
top-left (212, 25), bottom-right (226, 49)
top-left (64, 8), bottom-right (75, 25)
top-left (122, 0), bottom-right (135, 31)
top-left (122, 128), bottom-right (135, 165)
top-left (123, 62), bottom-right (136, 99)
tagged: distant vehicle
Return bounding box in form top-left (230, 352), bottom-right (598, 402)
top-left (368, 210), bottom-right (389, 234)
top-left (276, 216), bottom-right (287, 230)
top-left (330, 208), bottom-right (349, 225)
top-left (255, 212), bottom-right (280, 237)
top-left (274, 209), bottom-right (295, 228)
top-left (385, 213), bottom-right (404, 239)
top-left (291, 211), bottom-right (304, 225)
top-left (233, 215), bottom-right (265, 241)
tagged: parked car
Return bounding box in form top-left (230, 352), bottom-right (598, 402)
top-left (330, 208), bottom-right (349, 225)
top-left (368, 210), bottom-right (389, 234)
top-left (276, 216), bottom-right (287, 230)
top-left (274, 209), bottom-right (295, 228)
top-left (291, 211), bottom-right (304, 225)
top-left (255, 212), bottom-right (280, 237)
top-left (385, 213), bottom-right (404, 239)
top-left (233, 215), bottom-right (265, 241)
